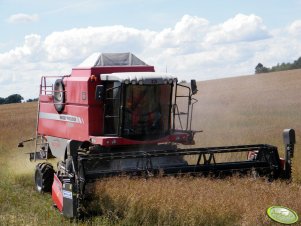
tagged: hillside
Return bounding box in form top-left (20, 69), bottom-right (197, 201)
top-left (193, 69), bottom-right (301, 179)
top-left (0, 69), bottom-right (301, 225)
top-left (193, 69), bottom-right (301, 178)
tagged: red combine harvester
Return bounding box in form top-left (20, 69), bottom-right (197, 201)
top-left (19, 53), bottom-right (295, 218)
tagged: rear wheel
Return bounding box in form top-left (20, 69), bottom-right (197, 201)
top-left (35, 163), bottom-right (55, 193)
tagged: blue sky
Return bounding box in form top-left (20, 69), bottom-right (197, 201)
top-left (1, 0), bottom-right (300, 45)
top-left (1, 0), bottom-right (301, 98)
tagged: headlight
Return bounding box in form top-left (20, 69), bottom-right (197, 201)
top-left (124, 79), bottom-right (130, 84)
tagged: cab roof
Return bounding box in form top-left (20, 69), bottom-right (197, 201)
top-left (100, 72), bottom-right (177, 85)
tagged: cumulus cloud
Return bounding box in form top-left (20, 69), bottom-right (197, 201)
top-left (151, 15), bottom-right (209, 49)
top-left (43, 25), bottom-right (155, 62)
top-left (0, 13), bottom-right (300, 99)
top-left (7, 13), bottom-right (39, 24)
top-left (0, 34), bottom-right (41, 68)
top-left (204, 14), bottom-right (270, 44)
top-left (288, 20), bottom-right (301, 36)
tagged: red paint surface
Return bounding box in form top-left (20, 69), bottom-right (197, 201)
top-left (37, 64), bottom-right (188, 146)
top-left (89, 132), bottom-right (189, 146)
top-left (52, 174), bottom-right (63, 212)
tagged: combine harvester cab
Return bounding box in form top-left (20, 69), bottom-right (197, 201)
top-left (19, 53), bottom-right (296, 218)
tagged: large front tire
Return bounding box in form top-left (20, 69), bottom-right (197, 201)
top-left (35, 163), bottom-right (54, 193)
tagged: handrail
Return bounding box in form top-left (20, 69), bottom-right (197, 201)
top-left (173, 83), bottom-right (192, 131)
top-left (39, 75), bottom-right (70, 95)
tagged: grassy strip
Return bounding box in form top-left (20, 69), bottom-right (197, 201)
top-left (0, 147), bottom-right (62, 225)
top-left (0, 169), bottom-right (112, 225)
top-left (0, 145), bottom-right (112, 226)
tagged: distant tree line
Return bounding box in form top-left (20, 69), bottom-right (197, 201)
top-left (26, 98), bottom-right (39, 102)
top-left (0, 94), bottom-right (38, 105)
top-left (255, 56), bottom-right (301, 74)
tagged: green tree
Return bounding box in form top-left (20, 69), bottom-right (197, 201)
top-left (255, 56), bottom-right (301, 74)
top-left (4, 94), bottom-right (24, 104)
top-left (292, 57), bottom-right (301, 69)
top-left (255, 63), bottom-right (269, 74)
top-left (26, 98), bottom-right (38, 102)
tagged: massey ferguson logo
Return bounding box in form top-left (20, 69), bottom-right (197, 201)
top-left (39, 112), bottom-right (84, 124)
top-left (59, 115), bottom-right (77, 122)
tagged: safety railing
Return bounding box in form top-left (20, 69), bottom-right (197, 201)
top-left (39, 75), bottom-right (69, 96)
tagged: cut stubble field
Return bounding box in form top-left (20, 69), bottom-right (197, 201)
top-left (0, 69), bottom-right (301, 225)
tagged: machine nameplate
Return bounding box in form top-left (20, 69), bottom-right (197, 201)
top-left (63, 190), bottom-right (73, 199)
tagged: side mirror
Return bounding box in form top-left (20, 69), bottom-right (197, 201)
top-left (283, 128), bottom-right (295, 145)
top-left (191, 79), bottom-right (198, 95)
top-left (95, 85), bottom-right (105, 100)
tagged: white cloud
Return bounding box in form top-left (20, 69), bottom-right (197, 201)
top-left (205, 14), bottom-right (270, 44)
top-left (7, 13), bottom-right (39, 24)
top-left (0, 13), bottom-right (300, 99)
top-left (151, 15), bottom-right (209, 49)
top-left (288, 20), bottom-right (301, 36)
top-left (0, 34), bottom-right (41, 68)
top-left (43, 25), bottom-right (155, 62)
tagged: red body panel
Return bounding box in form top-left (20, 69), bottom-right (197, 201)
top-left (90, 132), bottom-right (189, 146)
top-left (52, 174), bottom-right (63, 212)
top-left (38, 101), bottom-right (90, 140)
top-left (37, 64), bottom-right (187, 145)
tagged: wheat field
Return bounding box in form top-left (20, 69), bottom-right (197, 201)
top-left (0, 69), bottom-right (301, 225)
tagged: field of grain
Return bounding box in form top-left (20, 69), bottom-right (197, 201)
top-left (0, 69), bottom-right (301, 225)
top-left (193, 69), bottom-right (301, 180)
